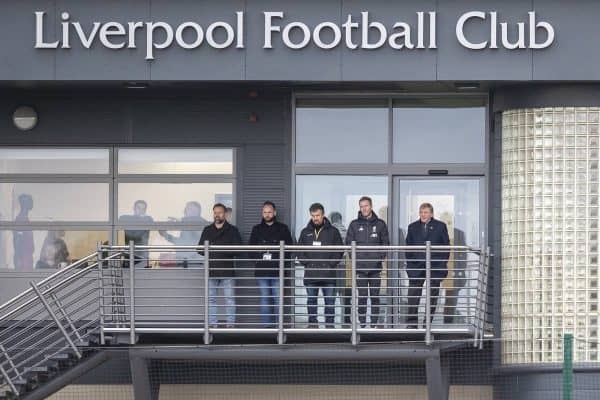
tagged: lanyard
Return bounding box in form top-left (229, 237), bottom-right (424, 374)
top-left (314, 227), bottom-right (324, 240)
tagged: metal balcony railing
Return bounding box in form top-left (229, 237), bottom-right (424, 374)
top-left (0, 242), bottom-right (491, 397)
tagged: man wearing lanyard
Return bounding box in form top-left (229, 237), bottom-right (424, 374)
top-left (297, 203), bottom-right (344, 328)
top-left (248, 201), bottom-right (294, 327)
top-left (405, 202), bottom-right (450, 328)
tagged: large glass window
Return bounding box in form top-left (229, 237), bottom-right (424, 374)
top-left (0, 147), bottom-right (235, 270)
top-left (295, 175), bottom-right (388, 239)
top-left (117, 183), bottom-right (233, 223)
top-left (0, 229), bottom-right (109, 270)
top-left (0, 148), bottom-right (109, 174)
top-left (393, 99), bottom-right (486, 164)
top-left (118, 148), bottom-right (233, 175)
top-left (295, 101), bottom-right (388, 164)
top-left (0, 183), bottom-right (110, 222)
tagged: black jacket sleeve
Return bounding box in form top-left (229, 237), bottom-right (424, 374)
top-left (345, 221), bottom-right (355, 245)
top-left (330, 228), bottom-right (344, 266)
top-left (405, 224), bottom-right (415, 261)
top-left (440, 222), bottom-right (450, 263)
top-left (379, 221), bottom-right (390, 260)
top-left (248, 225), bottom-right (260, 260)
top-left (197, 226), bottom-right (210, 255)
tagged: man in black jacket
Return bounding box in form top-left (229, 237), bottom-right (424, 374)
top-left (346, 196), bottom-right (390, 328)
top-left (405, 202), bottom-right (450, 328)
top-left (248, 201), bottom-right (294, 327)
top-left (297, 203), bottom-right (343, 328)
top-left (198, 203), bottom-right (243, 327)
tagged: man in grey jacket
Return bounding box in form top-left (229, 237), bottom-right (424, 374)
top-left (346, 196), bottom-right (390, 328)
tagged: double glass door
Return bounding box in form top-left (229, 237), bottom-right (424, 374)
top-left (392, 177), bottom-right (484, 326)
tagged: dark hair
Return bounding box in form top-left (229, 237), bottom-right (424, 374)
top-left (329, 211), bottom-right (342, 223)
top-left (359, 196), bottom-right (372, 206)
top-left (309, 203), bottom-right (324, 213)
top-left (213, 203), bottom-right (227, 212)
top-left (419, 202), bottom-right (434, 213)
top-left (53, 239), bottom-right (69, 265)
top-left (134, 199), bottom-right (147, 208)
top-left (263, 201), bottom-right (276, 210)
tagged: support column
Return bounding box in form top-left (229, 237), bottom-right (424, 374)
top-left (129, 351), bottom-right (158, 400)
top-left (425, 350), bottom-right (449, 400)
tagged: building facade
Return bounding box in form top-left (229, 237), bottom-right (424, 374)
top-left (2, 0), bottom-right (600, 398)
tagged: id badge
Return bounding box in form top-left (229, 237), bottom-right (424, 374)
top-left (312, 241), bottom-right (322, 246)
top-left (262, 253), bottom-right (272, 261)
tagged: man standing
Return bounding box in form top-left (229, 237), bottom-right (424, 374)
top-left (297, 203), bottom-right (343, 328)
top-left (346, 196), bottom-right (390, 328)
top-left (198, 203), bottom-right (243, 327)
top-left (119, 200), bottom-right (153, 268)
top-left (405, 202), bottom-right (450, 328)
top-left (248, 201), bottom-right (294, 327)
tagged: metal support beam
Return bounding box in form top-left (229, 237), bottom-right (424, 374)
top-left (129, 352), bottom-right (158, 400)
top-left (426, 351), bottom-right (449, 400)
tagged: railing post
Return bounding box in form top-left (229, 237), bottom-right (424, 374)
top-left (425, 241), bottom-right (432, 345)
top-left (129, 240), bottom-right (136, 345)
top-left (278, 241), bottom-right (285, 345)
top-left (563, 333), bottom-right (573, 400)
top-left (203, 241), bottom-right (211, 345)
top-left (51, 292), bottom-right (82, 342)
top-left (0, 344), bottom-right (21, 381)
top-left (351, 241), bottom-right (358, 345)
top-left (474, 248), bottom-right (485, 347)
top-left (30, 282), bottom-right (82, 359)
top-left (480, 247), bottom-right (491, 349)
top-left (0, 363), bottom-right (18, 396)
top-left (97, 245), bottom-right (106, 345)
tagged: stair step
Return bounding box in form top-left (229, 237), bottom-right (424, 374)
top-left (46, 353), bottom-right (70, 361)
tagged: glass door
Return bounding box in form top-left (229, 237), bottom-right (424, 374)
top-left (392, 177), bottom-right (485, 326)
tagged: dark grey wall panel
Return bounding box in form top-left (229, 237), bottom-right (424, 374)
top-left (494, 84), bottom-right (600, 111)
top-left (340, 0), bottom-right (437, 81)
top-left (0, 0), bottom-right (56, 80)
top-left (244, 0), bottom-right (342, 81)
top-left (0, 96), bottom-right (130, 145)
top-left (54, 0), bottom-right (151, 80)
top-left (532, 0), bottom-right (600, 80)
top-left (436, 0), bottom-right (533, 81)
top-left (149, 0), bottom-right (245, 81)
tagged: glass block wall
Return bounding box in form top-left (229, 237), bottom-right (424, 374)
top-left (502, 107), bottom-right (600, 364)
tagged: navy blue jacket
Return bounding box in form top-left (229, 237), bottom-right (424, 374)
top-left (405, 218), bottom-right (450, 275)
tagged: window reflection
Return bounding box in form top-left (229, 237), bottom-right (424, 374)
top-left (0, 183), bottom-right (110, 222)
top-left (0, 230), bottom-right (109, 270)
top-left (117, 183), bottom-right (232, 223)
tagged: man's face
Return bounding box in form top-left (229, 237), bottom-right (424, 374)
top-left (213, 206), bottom-right (226, 224)
top-left (134, 202), bottom-right (146, 216)
top-left (359, 200), bottom-right (372, 218)
top-left (310, 209), bottom-right (324, 226)
top-left (419, 207), bottom-right (433, 223)
top-left (262, 205), bottom-right (276, 222)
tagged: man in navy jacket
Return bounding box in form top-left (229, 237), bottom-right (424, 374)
top-left (405, 202), bottom-right (450, 327)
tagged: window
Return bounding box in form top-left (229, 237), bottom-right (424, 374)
top-left (393, 98), bottom-right (486, 164)
top-left (295, 100), bottom-right (388, 164)
top-left (0, 147), bottom-right (236, 270)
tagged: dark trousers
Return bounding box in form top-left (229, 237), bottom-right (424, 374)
top-left (406, 268), bottom-right (446, 325)
top-left (357, 271), bottom-right (381, 326)
top-left (305, 280), bottom-right (336, 326)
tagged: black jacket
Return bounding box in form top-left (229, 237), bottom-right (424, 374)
top-left (297, 218), bottom-right (344, 281)
top-left (248, 219), bottom-right (294, 278)
top-left (405, 218), bottom-right (450, 275)
top-left (346, 211), bottom-right (390, 272)
top-left (198, 221), bottom-right (243, 278)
